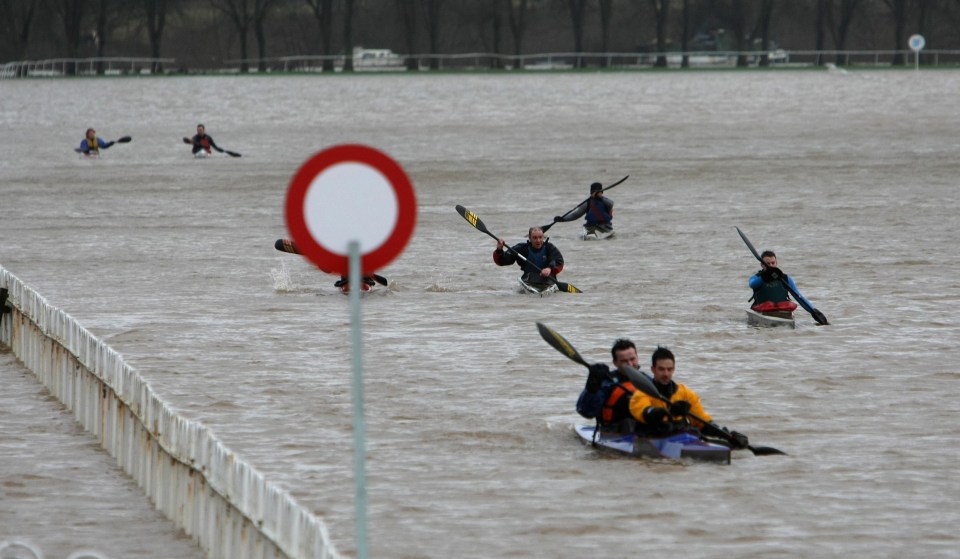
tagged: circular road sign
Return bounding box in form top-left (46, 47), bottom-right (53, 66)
top-left (908, 34), bottom-right (925, 51)
top-left (285, 144), bottom-right (416, 276)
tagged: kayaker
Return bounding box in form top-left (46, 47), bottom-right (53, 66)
top-left (493, 226), bottom-right (564, 286)
top-left (576, 338), bottom-right (642, 433)
top-left (552, 182), bottom-right (613, 233)
top-left (79, 128), bottom-right (115, 155)
top-left (748, 250), bottom-right (815, 315)
top-left (183, 123), bottom-right (223, 155)
top-left (627, 346), bottom-right (750, 449)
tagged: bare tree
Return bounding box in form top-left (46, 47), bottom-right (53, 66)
top-left (422, 0), bottom-right (444, 69)
top-left (505, 0), bottom-right (529, 60)
top-left (210, 0), bottom-right (254, 71)
top-left (825, 0), bottom-right (861, 65)
top-left (305, 0), bottom-right (335, 71)
top-left (143, 0), bottom-right (171, 72)
top-left (883, 0), bottom-right (910, 65)
top-left (395, 0), bottom-right (418, 70)
top-left (598, 0), bottom-right (612, 67)
top-left (252, 0), bottom-right (279, 71)
top-left (753, 0), bottom-right (775, 66)
top-left (342, 0), bottom-right (355, 71)
top-left (649, 0), bottom-right (669, 67)
top-left (567, 0), bottom-right (588, 67)
top-left (0, 0), bottom-right (39, 66)
top-left (712, 0), bottom-right (749, 66)
top-left (210, 0), bottom-right (276, 72)
top-left (680, 0), bottom-right (691, 67)
top-left (815, 0), bottom-right (827, 64)
top-left (56, 0), bottom-right (88, 74)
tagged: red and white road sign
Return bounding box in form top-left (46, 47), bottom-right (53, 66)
top-left (285, 144), bottom-right (416, 275)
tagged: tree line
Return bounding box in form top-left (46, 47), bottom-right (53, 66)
top-left (2, 0), bottom-right (958, 73)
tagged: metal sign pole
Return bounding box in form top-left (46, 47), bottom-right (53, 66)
top-left (349, 240), bottom-right (368, 559)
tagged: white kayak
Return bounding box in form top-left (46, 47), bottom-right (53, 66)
top-left (518, 277), bottom-right (558, 296)
top-left (745, 308), bottom-right (796, 328)
top-left (579, 225), bottom-right (615, 241)
top-left (194, 149), bottom-right (213, 159)
top-left (575, 424), bottom-right (731, 464)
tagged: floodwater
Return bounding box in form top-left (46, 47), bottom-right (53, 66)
top-left (1, 69), bottom-right (959, 558)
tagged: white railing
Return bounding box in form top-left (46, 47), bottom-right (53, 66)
top-left (0, 268), bottom-right (342, 559)
top-left (227, 49), bottom-right (960, 72)
top-left (0, 57), bottom-right (175, 78)
top-left (6, 49), bottom-right (960, 78)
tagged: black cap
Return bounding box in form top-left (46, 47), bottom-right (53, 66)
top-left (590, 182), bottom-right (602, 192)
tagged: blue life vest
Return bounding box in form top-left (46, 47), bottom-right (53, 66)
top-left (585, 199), bottom-right (612, 226)
top-left (526, 243), bottom-right (548, 270)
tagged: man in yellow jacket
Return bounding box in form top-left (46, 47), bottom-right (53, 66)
top-left (628, 346), bottom-right (749, 449)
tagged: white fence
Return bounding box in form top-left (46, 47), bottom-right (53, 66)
top-left (0, 268), bottom-right (342, 559)
top-left (5, 49), bottom-right (960, 78)
top-left (0, 57), bottom-right (175, 78)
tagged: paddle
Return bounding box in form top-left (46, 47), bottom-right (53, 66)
top-left (736, 227), bottom-right (828, 325)
top-left (182, 137), bottom-right (241, 157)
top-left (535, 322), bottom-right (786, 456)
top-left (540, 175), bottom-right (629, 233)
top-left (74, 135), bottom-right (131, 153)
top-left (455, 205), bottom-right (582, 293)
top-left (273, 238), bottom-right (388, 286)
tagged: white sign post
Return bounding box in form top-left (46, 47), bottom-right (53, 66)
top-left (285, 144), bottom-right (416, 559)
top-left (908, 34), bottom-right (925, 72)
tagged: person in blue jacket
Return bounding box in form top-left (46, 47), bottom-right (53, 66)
top-left (79, 128), bottom-right (115, 155)
top-left (748, 250), bottom-right (815, 314)
top-left (493, 226), bottom-right (564, 286)
top-left (553, 182), bottom-right (614, 233)
top-left (576, 338), bottom-right (642, 433)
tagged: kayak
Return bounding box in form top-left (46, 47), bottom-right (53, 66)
top-left (580, 225), bottom-right (615, 241)
top-left (574, 424), bottom-right (732, 464)
top-left (745, 308), bottom-right (796, 329)
top-left (194, 150), bottom-right (213, 159)
top-left (518, 277), bottom-right (559, 296)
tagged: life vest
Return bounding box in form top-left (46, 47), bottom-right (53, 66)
top-left (585, 199), bottom-right (612, 226)
top-left (84, 137), bottom-right (100, 153)
top-left (751, 300), bottom-right (798, 313)
top-left (601, 381), bottom-right (635, 425)
top-left (525, 243), bottom-right (548, 270)
top-left (197, 135), bottom-right (212, 153)
top-left (752, 277), bottom-right (792, 307)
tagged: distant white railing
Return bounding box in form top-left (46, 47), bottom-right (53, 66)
top-left (6, 49), bottom-right (960, 78)
top-left (0, 57), bottom-right (175, 78)
top-left (0, 268), bottom-right (342, 559)
top-left (226, 49), bottom-right (960, 73)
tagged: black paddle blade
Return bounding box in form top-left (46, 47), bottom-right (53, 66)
top-left (555, 281), bottom-right (582, 294)
top-left (735, 226), bottom-right (763, 263)
top-left (536, 322), bottom-right (589, 367)
top-left (116, 136), bottom-right (132, 143)
top-left (749, 445), bottom-right (787, 456)
top-left (455, 205), bottom-right (493, 238)
top-left (617, 366), bottom-right (665, 402)
top-left (372, 274), bottom-right (389, 286)
top-left (275, 238), bottom-right (299, 254)
top-left (225, 150), bottom-right (242, 158)
top-left (811, 308), bottom-right (829, 326)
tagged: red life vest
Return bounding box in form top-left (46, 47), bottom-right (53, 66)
top-left (751, 300), bottom-right (798, 313)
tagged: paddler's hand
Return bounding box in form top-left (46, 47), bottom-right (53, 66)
top-left (730, 431), bottom-right (749, 449)
top-left (668, 401), bottom-right (691, 417)
top-left (540, 267), bottom-right (552, 277)
top-left (760, 266), bottom-right (782, 282)
top-left (642, 406), bottom-right (669, 425)
top-left (496, 238), bottom-right (505, 251)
